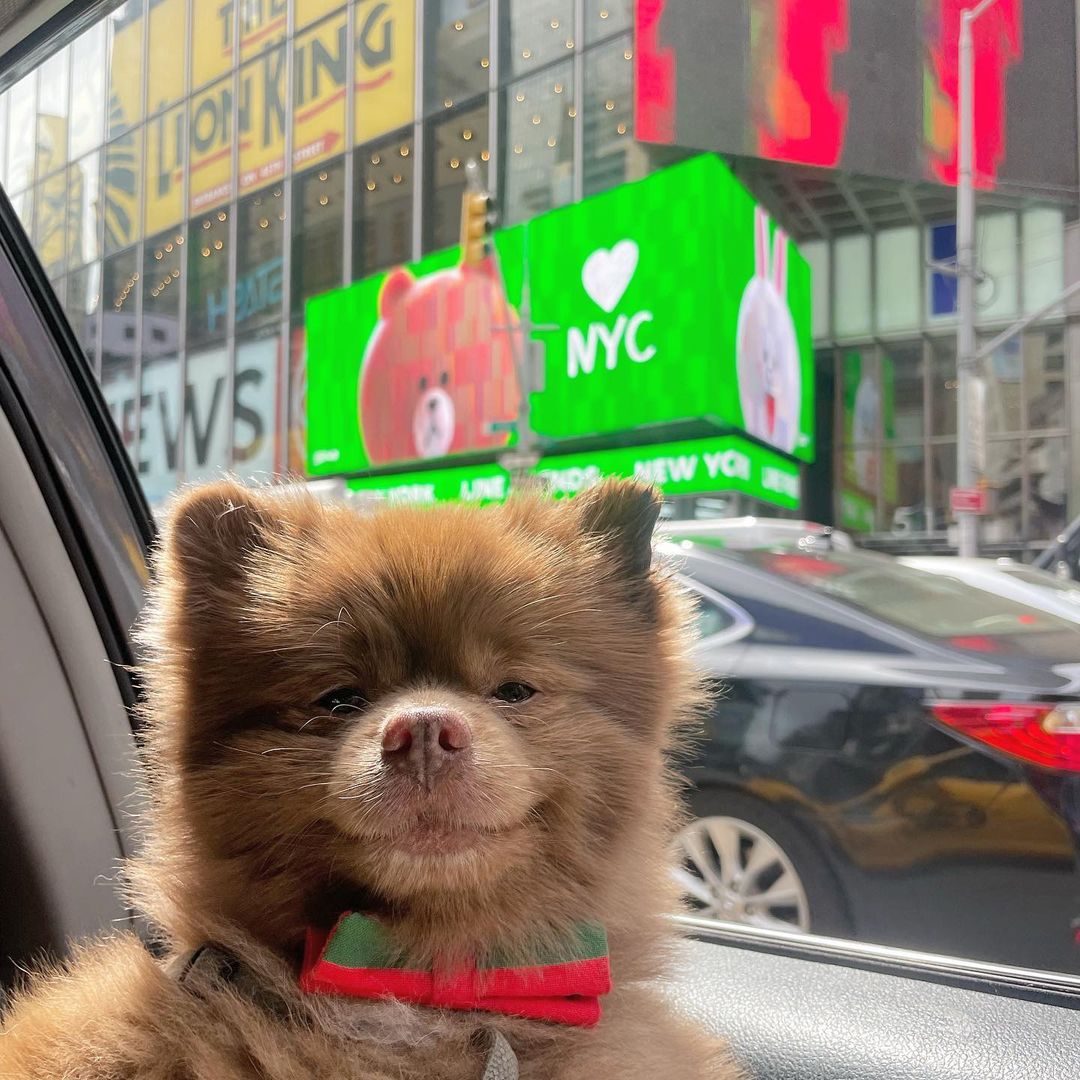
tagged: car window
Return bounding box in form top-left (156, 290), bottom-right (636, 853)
top-left (4, 0), bottom-right (1080, 991)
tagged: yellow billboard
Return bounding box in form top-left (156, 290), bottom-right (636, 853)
top-left (147, 0), bottom-right (188, 113)
top-left (355, 0), bottom-right (414, 144)
top-left (35, 117), bottom-right (69, 272)
top-left (293, 11), bottom-right (347, 171)
top-left (189, 79), bottom-right (235, 213)
top-left (146, 105), bottom-right (186, 235)
top-left (108, 3), bottom-right (145, 135)
top-left (192, 0), bottom-right (232, 88)
top-left (238, 46), bottom-right (288, 190)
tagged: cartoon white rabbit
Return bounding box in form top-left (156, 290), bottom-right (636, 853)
top-left (736, 206), bottom-right (801, 454)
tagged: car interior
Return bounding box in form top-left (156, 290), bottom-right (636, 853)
top-left (0, 4), bottom-right (1078, 1078)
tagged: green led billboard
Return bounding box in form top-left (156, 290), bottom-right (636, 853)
top-left (306, 155), bottom-right (814, 477)
top-left (344, 435), bottom-right (801, 510)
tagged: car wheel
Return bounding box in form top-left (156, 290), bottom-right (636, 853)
top-left (674, 791), bottom-right (851, 936)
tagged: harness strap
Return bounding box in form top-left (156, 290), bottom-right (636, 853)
top-left (170, 945), bottom-right (519, 1079)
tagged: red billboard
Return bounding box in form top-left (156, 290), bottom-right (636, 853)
top-left (635, 0), bottom-right (1076, 196)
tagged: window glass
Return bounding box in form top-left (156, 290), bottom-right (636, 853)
top-left (234, 333), bottom-right (282, 482)
top-left (583, 36), bottom-right (643, 197)
top-left (236, 186), bottom-right (285, 334)
top-left (239, 49), bottom-right (287, 195)
top-left (929, 337), bottom-right (957, 437)
top-left (882, 443), bottom-right (927, 534)
top-left (882, 342), bottom-right (924, 442)
top-left (187, 206), bottom-right (230, 348)
top-left (64, 261), bottom-right (101, 364)
top-left (355, 0), bottom-right (415, 143)
top-left (145, 106), bottom-right (186, 235)
top-left (189, 78), bottom-right (235, 214)
top-left (0, 93), bottom-right (8, 189)
top-left (930, 440), bottom-right (956, 532)
top-left (100, 246), bottom-right (140, 459)
top-left (104, 128), bottom-right (143, 255)
top-left (183, 344), bottom-right (231, 482)
top-left (975, 212), bottom-right (1017, 322)
top-left (502, 63), bottom-right (573, 225)
top-left (502, 0), bottom-right (574, 79)
top-left (424, 103), bottom-right (487, 252)
top-left (424, 0), bottom-right (489, 113)
top-left (296, 0), bottom-right (340, 32)
top-left (239, 0), bottom-right (287, 61)
top-left (108, 0), bottom-right (146, 137)
top-left (799, 238), bottom-right (830, 341)
top-left (875, 226), bottom-right (919, 333)
top-left (67, 153), bottom-right (102, 268)
top-left (70, 23), bottom-right (107, 159)
top-left (983, 438), bottom-right (1023, 543)
top-left (7, 72), bottom-right (37, 194)
top-left (34, 170), bottom-right (67, 278)
top-left (1029, 435), bottom-right (1068, 542)
top-left (294, 13), bottom-right (348, 174)
top-left (139, 232), bottom-right (184, 503)
top-left (147, 0), bottom-right (188, 112)
top-left (287, 324), bottom-right (307, 473)
top-left (293, 159), bottom-right (344, 318)
top-left (689, 592), bottom-right (737, 639)
top-left (833, 233), bottom-right (871, 338)
top-left (1024, 326), bottom-right (1066, 431)
top-left (585, 0), bottom-right (632, 42)
top-left (191, 0), bottom-right (232, 89)
top-left (11, 189), bottom-right (34, 235)
top-left (979, 333), bottom-right (1023, 434)
top-left (1023, 207), bottom-right (1064, 314)
top-left (36, 47), bottom-right (70, 180)
top-left (355, 134), bottom-right (414, 275)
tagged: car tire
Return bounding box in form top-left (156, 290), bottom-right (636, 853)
top-left (676, 788), bottom-right (853, 938)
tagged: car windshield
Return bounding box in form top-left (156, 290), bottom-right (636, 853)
top-left (733, 545), bottom-right (1080, 653)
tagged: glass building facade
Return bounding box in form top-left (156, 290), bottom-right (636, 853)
top-left (0, 0), bottom-right (652, 504)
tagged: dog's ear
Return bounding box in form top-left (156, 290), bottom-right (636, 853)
top-left (162, 480), bottom-right (284, 593)
top-left (575, 478), bottom-right (661, 579)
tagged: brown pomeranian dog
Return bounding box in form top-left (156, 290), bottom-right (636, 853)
top-left (0, 477), bottom-right (737, 1079)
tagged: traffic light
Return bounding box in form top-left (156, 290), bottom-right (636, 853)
top-left (461, 190), bottom-right (496, 264)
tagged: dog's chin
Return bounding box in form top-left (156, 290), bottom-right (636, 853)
top-left (351, 821), bottom-right (532, 899)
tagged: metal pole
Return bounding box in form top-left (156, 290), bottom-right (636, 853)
top-left (955, 6), bottom-right (979, 557)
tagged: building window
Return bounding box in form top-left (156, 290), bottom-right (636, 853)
top-left (929, 337), bottom-right (958, 437)
top-left (107, 0), bottom-right (146, 138)
top-left (424, 103), bottom-right (488, 253)
top-left (187, 206), bottom-right (231, 349)
top-left (582, 35), bottom-right (643, 197)
top-left (139, 230), bottom-right (184, 503)
top-left (7, 72), bottom-right (36, 194)
top-left (65, 261), bottom-right (101, 366)
top-left (585, 0), bottom-right (632, 43)
top-left (104, 128), bottom-right (143, 256)
top-left (183, 343), bottom-right (230, 483)
top-left (145, 106), bottom-right (187, 238)
top-left (355, 133), bottom-right (414, 275)
top-left (236, 186), bottom-right (286, 335)
top-left (1024, 327), bottom-right (1066, 431)
top-left (1029, 435), bottom-right (1068, 540)
top-left (147, 0), bottom-right (189, 113)
top-left (424, 0), bottom-right (490, 115)
top-left (883, 444), bottom-right (927, 534)
top-left (36, 46), bottom-right (70, 182)
top-left (100, 246), bottom-right (140, 457)
top-left (69, 23), bottom-right (106, 160)
top-left (882, 342), bottom-right (925, 442)
top-left (67, 153), bottom-right (102, 268)
top-left (293, 159), bottom-right (345, 319)
top-left (234, 332), bottom-right (282, 483)
top-left (501, 0), bottom-right (574, 79)
top-left (501, 62), bottom-right (574, 225)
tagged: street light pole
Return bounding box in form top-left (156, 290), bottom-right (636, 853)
top-left (955, 0), bottom-right (997, 557)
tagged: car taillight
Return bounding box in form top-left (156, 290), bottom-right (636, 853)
top-left (931, 701), bottom-right (1080, 772)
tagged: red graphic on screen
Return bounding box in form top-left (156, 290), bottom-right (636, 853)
top-left (924, 0), bottom-right (1022, 188)
top-left (634, 0), bottom-right (676, 143)
top-left (359, 256), bottom-right (520, 466)
top-left (752, 0), bottom-right (849, 168)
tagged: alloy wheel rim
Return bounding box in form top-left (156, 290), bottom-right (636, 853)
top-left (673, 815), bottom-right (811, 932)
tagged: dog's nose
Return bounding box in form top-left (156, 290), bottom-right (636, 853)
top-left (427, 397), bottom-right (439, 412)
top-left (381, 707), bottom-right (471, 788)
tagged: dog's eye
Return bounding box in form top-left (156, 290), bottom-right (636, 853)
top-left (439, 370), bottom-right (449, 386)
top-left (316, 687), bottom-right (369, 713)
top-left (419, 375), bottom-right (428, 391)
top-left (492, 682), bottom-right (536, 704)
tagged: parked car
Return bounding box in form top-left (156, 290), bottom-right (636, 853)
top-left (662, 520), bottom-right (1080, 973)
top-left (900, 555), bottom-right (1080, 625)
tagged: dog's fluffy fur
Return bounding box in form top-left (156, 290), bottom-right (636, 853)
top-left (0, 478), bottom-right (737, 1078)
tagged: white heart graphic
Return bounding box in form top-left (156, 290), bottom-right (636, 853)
top-left (581, 240), bottom-right (639, 314)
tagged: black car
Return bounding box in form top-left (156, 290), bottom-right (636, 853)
top-left (665, 520), bottom-right (1080, 973)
